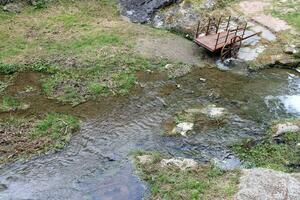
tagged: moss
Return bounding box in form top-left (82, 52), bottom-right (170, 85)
top-left (134, 152), bottom-right (240, 200)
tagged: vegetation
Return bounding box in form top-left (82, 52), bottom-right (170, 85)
top-left (0, 96), bottom-right (29, 112)
top-left (0, 113), bottom-right (80, 164)
top-left (232, 120), bottom-right (300, 172)
top-left (134, 152), bottom-right (240, 200)
top-left (272, 0), bottom-right (300, 31)
top-left (0, 0), bottom-right (169, 105)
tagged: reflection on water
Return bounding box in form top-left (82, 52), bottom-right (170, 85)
top-left (265, 72), bottom-right (300, 117)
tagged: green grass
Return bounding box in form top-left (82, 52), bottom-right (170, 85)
top-left (43, 33), bottom-right (123, 53)
top-left (31, 113), bottom-right (80, 149)
top-left (232, 126), bottom-right (300, 172)
top-left (134, 152), bottom-right (240, 200)
top-left (272, 0), bottom-right (300, 31)
top-left (88, 82), bottom-right (109, 95)
top-left (0, 62), bottom-right (20, 74)
top-left (0, 113), bottom-right (80, 164)
top-left (0, 96), bottom-right (29, 112)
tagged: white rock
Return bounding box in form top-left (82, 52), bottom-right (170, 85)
top-left (201, 104), bottom-right (227, 119)
top-left (161, 157), bottom-right (198, 170)
top-left (235, 168), bottom-right (300, 200)
top-left (164, 64), bottom-right (173, 70)
top-left (171, 122), bottom-right (194, 136)
top-left (273, 122), bottom-right (300, 137)
top-left (199, 78), bottom-right (206, 82)
top-left (185, 108), bottom-right (202, 114)
top-left (137, 155), bottom-right (153, 164)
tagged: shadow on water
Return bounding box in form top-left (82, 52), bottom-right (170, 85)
top-left (0, 67), bottom-right (299, 199)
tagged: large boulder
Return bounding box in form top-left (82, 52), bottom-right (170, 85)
top-left (119, 0), bottom-right (179, 23)
top-left (235, 168), bottom-right (300, 200)
top-left (272, 122), bottom-right (300, 138)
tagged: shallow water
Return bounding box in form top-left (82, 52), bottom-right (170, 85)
top-left (0, 67), bottom-right (299, 199)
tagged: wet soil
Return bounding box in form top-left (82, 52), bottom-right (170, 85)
top-left (0, 67), bottom-right (299, 199)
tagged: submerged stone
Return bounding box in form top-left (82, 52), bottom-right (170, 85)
top-left (171, 122), bottom-right (194, 136)
top-left (200, 104), bottom-right (227, 119)
top-left (211, 155), bottom-right (241, 171)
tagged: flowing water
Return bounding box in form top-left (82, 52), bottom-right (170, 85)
top-left (0, 67), bottom-right (299, 200)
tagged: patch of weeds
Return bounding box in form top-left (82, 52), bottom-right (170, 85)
top-left (31, 113), bottom-right (79, 149)
top-left (232, 126), bottom-right (300, 172)
top-left (0, 113), bottom-right (80, 164)
top-left (88, 82), bottom-right (109, 95)
top-left (29, 60), bottom-right (58, 73)
top-left (33, 0), bottom-right (46, 9)
top-left (112, 71), bottom-right (136, 95)
top-left (134, 152), bottom-right (240, 200)
top-left (0, 62), bottom-right (20, 74)
top-left (0, 96), bottom-right (29, 112)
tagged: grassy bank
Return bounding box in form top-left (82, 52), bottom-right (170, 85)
top-left (134, 152), bottom-right (240, 200)
top-left (232, 120), bottom-right (300, 172)
top-left (0, 113), bottom-right (79, 164)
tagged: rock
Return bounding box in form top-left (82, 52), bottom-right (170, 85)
top-left (199, 78), bottom-right (206, 82)
top-left (3, 3), bottom-right (21, 13)
top-left (137, 155), bottom-right (153, 164)
top-left (296, 67), bottom-right (300, 73)
top-left (274, 56), bottom-right (300, 69)
top-left (161, 157), bottom-right (198, 170)
top-left (235, 168), bottom-right (300, 200)
top-left (171, 122), bottom-right (194, 136)
top-left (164, 64), bottom-right (173, 69)
top-left (273, 122), bottom-right (300, 137)
top-left (185, 108), bottom-right (202, 114)
top-left (151, 0), bottom-right (203, 36)
top-left (119, 0), bottom-right (178, 23)
top-left (211, 155), bottom-right (241, 171)
top-left (201, 104), bottom-right (227, 119)
top-left (284, 44), bottom-right (299, 55)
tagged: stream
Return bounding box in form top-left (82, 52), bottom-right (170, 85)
top-left (0, 67), bottom-right (299, 200)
